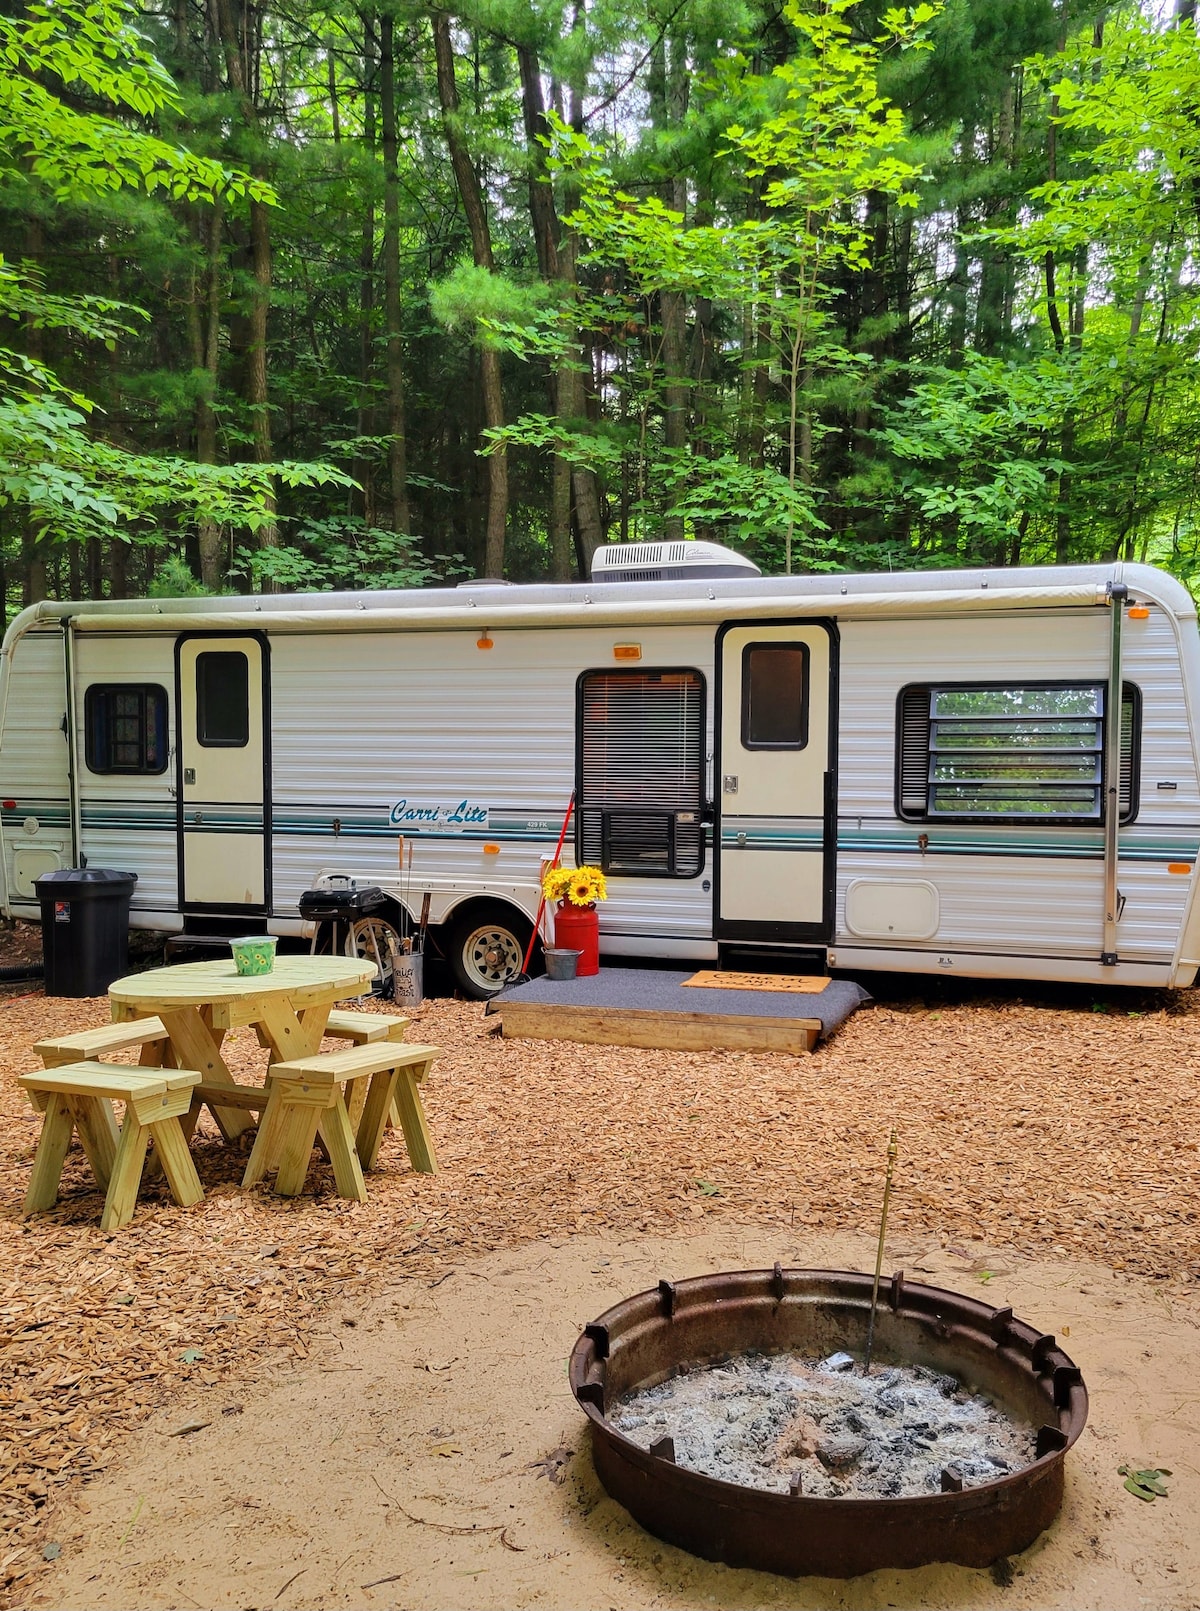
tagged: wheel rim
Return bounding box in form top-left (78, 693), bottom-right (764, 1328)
top-left (461, 923), bottom-right (523, 992)
top-left (344, 916), bottom-right (401, 986)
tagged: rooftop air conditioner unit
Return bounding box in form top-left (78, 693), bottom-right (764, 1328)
top-left (589, 540), bottom-right (761, 584)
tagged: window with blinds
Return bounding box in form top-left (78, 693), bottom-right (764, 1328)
top-left (577, 670), bottom-right (705, 877)
top-left (896, 682), bottom-right (1140, 823)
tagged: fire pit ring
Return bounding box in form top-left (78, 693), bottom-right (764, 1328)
top-left (569, 1267), bottom-right (1088, 1577)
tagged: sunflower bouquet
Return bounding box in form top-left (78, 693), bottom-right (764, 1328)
top-left (543, 863), bottom-right (607, 907)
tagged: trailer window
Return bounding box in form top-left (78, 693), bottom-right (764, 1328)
top-left (896, 682), bottom-right (1140, 823)
top-left (85, 684), bottom-right (168, 775)
top-left (742, 642), bottom-right (809, 748)
top-left (196, 651), bottom-right (249, 747)
top-left (577, 670), bottom-right (705, 877)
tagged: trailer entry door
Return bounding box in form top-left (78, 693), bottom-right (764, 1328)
top-left (715, 620), bottom-right (836, 944)
top-left (176, 635), bottom-right (269, 911)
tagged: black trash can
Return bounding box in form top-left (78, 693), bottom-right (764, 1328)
top-left (35, 868), bottom-right (138, 997)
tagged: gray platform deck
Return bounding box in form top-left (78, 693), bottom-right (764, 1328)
top-left (488, 969), bottom-right (869, 1055)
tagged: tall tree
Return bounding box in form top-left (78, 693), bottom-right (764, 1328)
top-left (431, 11), bottom-right (508, 576)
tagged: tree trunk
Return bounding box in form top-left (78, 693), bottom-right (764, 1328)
top-left (21, 213), bottom-right (47, 605)
top-left (517, 42), bottom-right (602, 574)
top-left (651, 35), bottom-right (690, 542)
top-left (432, 12), bottom-right (507, 577)
top-left (185, 202), bottom-right (225, 589)
top-left (215, 0), bottom-right (277, 560)
top-left (354, 16), bottom-right (377, 528)
top-left (380, 12), bottom-right (410, 536)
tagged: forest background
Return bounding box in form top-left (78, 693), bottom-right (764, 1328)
top-left (3, 0), bottom-right (1200, 612)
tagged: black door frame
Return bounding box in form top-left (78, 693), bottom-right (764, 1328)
top-left (712, 617), bottom-right (839, 946)
top-left (174, 630), bottom-right (272, 914)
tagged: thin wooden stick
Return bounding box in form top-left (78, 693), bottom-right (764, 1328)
top-left (864, 1129), bottom-right (898, 1373)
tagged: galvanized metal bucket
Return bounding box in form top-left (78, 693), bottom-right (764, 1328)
top-left (544, 947), bottom-right (582, 981)
top-left (391, 948), bottom-right (424, 1007)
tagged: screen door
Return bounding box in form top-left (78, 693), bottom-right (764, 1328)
top-left (715, 621), bottom-right (836, 943)
top-left (177, 635), bottom-right (268, 909)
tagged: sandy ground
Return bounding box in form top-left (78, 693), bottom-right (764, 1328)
top-left (29, 1228), bottom-right (1200, 1611)
top-left (2, 928), bottom-right (1200, 1608)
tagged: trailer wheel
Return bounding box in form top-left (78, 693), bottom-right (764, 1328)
top-left (447, 906), bottom-right (531, 999)
top-left (343, 914), bottom-right (403, 993)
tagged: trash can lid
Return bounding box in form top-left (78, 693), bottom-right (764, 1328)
top-left (34, 867), bottom-right (138, 888)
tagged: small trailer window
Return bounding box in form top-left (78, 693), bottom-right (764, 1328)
top-left (196, 651), bottom-right (250, 747)
top-left (85, 684), bottom-right (169, 774)
top-left (577, 669), bottom-right (705, 877)
top-left (741, 642), bottom-right (809, 748)
top-left (897, 682), bottom-right (1140, 823)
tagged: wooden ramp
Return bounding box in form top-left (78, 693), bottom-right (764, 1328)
top-left (487, 969), bottom-right (869, 1056)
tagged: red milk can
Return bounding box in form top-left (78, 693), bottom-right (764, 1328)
top-left (552, 901), bottom-right (600, 976)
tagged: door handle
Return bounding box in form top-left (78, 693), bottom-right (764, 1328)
top-left (184, 767), bottom-right (196, 785)
top-left (723, 775), bottom-right (738, 795)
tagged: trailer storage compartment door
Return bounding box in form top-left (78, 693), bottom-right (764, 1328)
top-left (715, 621), bottom-right (836, 945)
top-left (176, 635), bottom-right (269, 911)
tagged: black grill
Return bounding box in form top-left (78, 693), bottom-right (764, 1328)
top-left (298, 880), bottom-right (387, 922)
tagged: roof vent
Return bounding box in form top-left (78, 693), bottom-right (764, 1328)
top-left (590, 541), bottom-right (761, 584)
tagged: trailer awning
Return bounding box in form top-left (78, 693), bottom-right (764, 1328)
top-left (60, 581), bottom-right (1115, 636)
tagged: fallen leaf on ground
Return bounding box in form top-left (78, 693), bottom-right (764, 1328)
top-left (527, 1444), bottom-right (573, 1484)
top-left (166, 1419), bottom-right (211, 1438)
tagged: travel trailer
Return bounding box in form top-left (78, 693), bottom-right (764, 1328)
top-left (1, 545), bottom-right (1197, 996)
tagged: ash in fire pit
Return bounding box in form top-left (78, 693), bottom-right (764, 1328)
top-left (611, 1351), bottom-right (1036, 1499)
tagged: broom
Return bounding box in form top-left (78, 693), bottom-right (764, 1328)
top-left (513, 792), bottom-right (575, 986)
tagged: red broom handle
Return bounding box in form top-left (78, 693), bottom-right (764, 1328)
top-left (523, 791), bottom-right (575, 973)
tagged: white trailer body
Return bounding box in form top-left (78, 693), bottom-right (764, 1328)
top-left (2, 556), bottom-right (1198, 994)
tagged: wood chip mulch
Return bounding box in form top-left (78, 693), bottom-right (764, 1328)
top-left (0, 966), bottom-right (1198, 1600)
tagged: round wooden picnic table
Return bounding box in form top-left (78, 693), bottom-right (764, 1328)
top-left (108, 955), bottom-right (376, 1141)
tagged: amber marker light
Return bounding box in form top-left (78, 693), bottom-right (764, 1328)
top-left (1168, 863), bottom-right (1193, 875)
top-left (483, 842), bottom-right (501, 855)
top-left (476, 630), bottom-right (494, 649)
top-left (1129, 606), bottom-right (1150, 619)
top-left (613, 643), bottom-right (642, 660)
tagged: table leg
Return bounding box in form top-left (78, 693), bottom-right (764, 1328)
top-left (160, 1007), bottom-right (251, 1140)
top-left (260, 999), bottom-right (333, 1063)
top-left (249, 1000), bottom-right (335, 1175)
top-left (240, 1084), bottom-right (281, 1189)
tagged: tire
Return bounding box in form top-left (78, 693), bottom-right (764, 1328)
top-left (343, 913), bottom-right (403, 993)
top-left (446, 905), bottom-right (532, 999)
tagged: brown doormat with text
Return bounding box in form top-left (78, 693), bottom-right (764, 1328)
top-left (682, 970), bottom-right (829, 993)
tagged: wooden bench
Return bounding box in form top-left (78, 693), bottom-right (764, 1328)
top-left (34, 1018), bottom-right (172, 1070)
top-left (323, 1011), bottom-right (409, 1125)
top-left (20, 1063), bottom-right (203, 1231)
top-left (324, 1010), bottom-right (409, 1045)
top-left (242, 1042), bottom-right (439, 1201)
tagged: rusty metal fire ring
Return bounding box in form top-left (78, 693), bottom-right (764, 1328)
top-left (569, 1268), bottom-right (1088, 1578)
